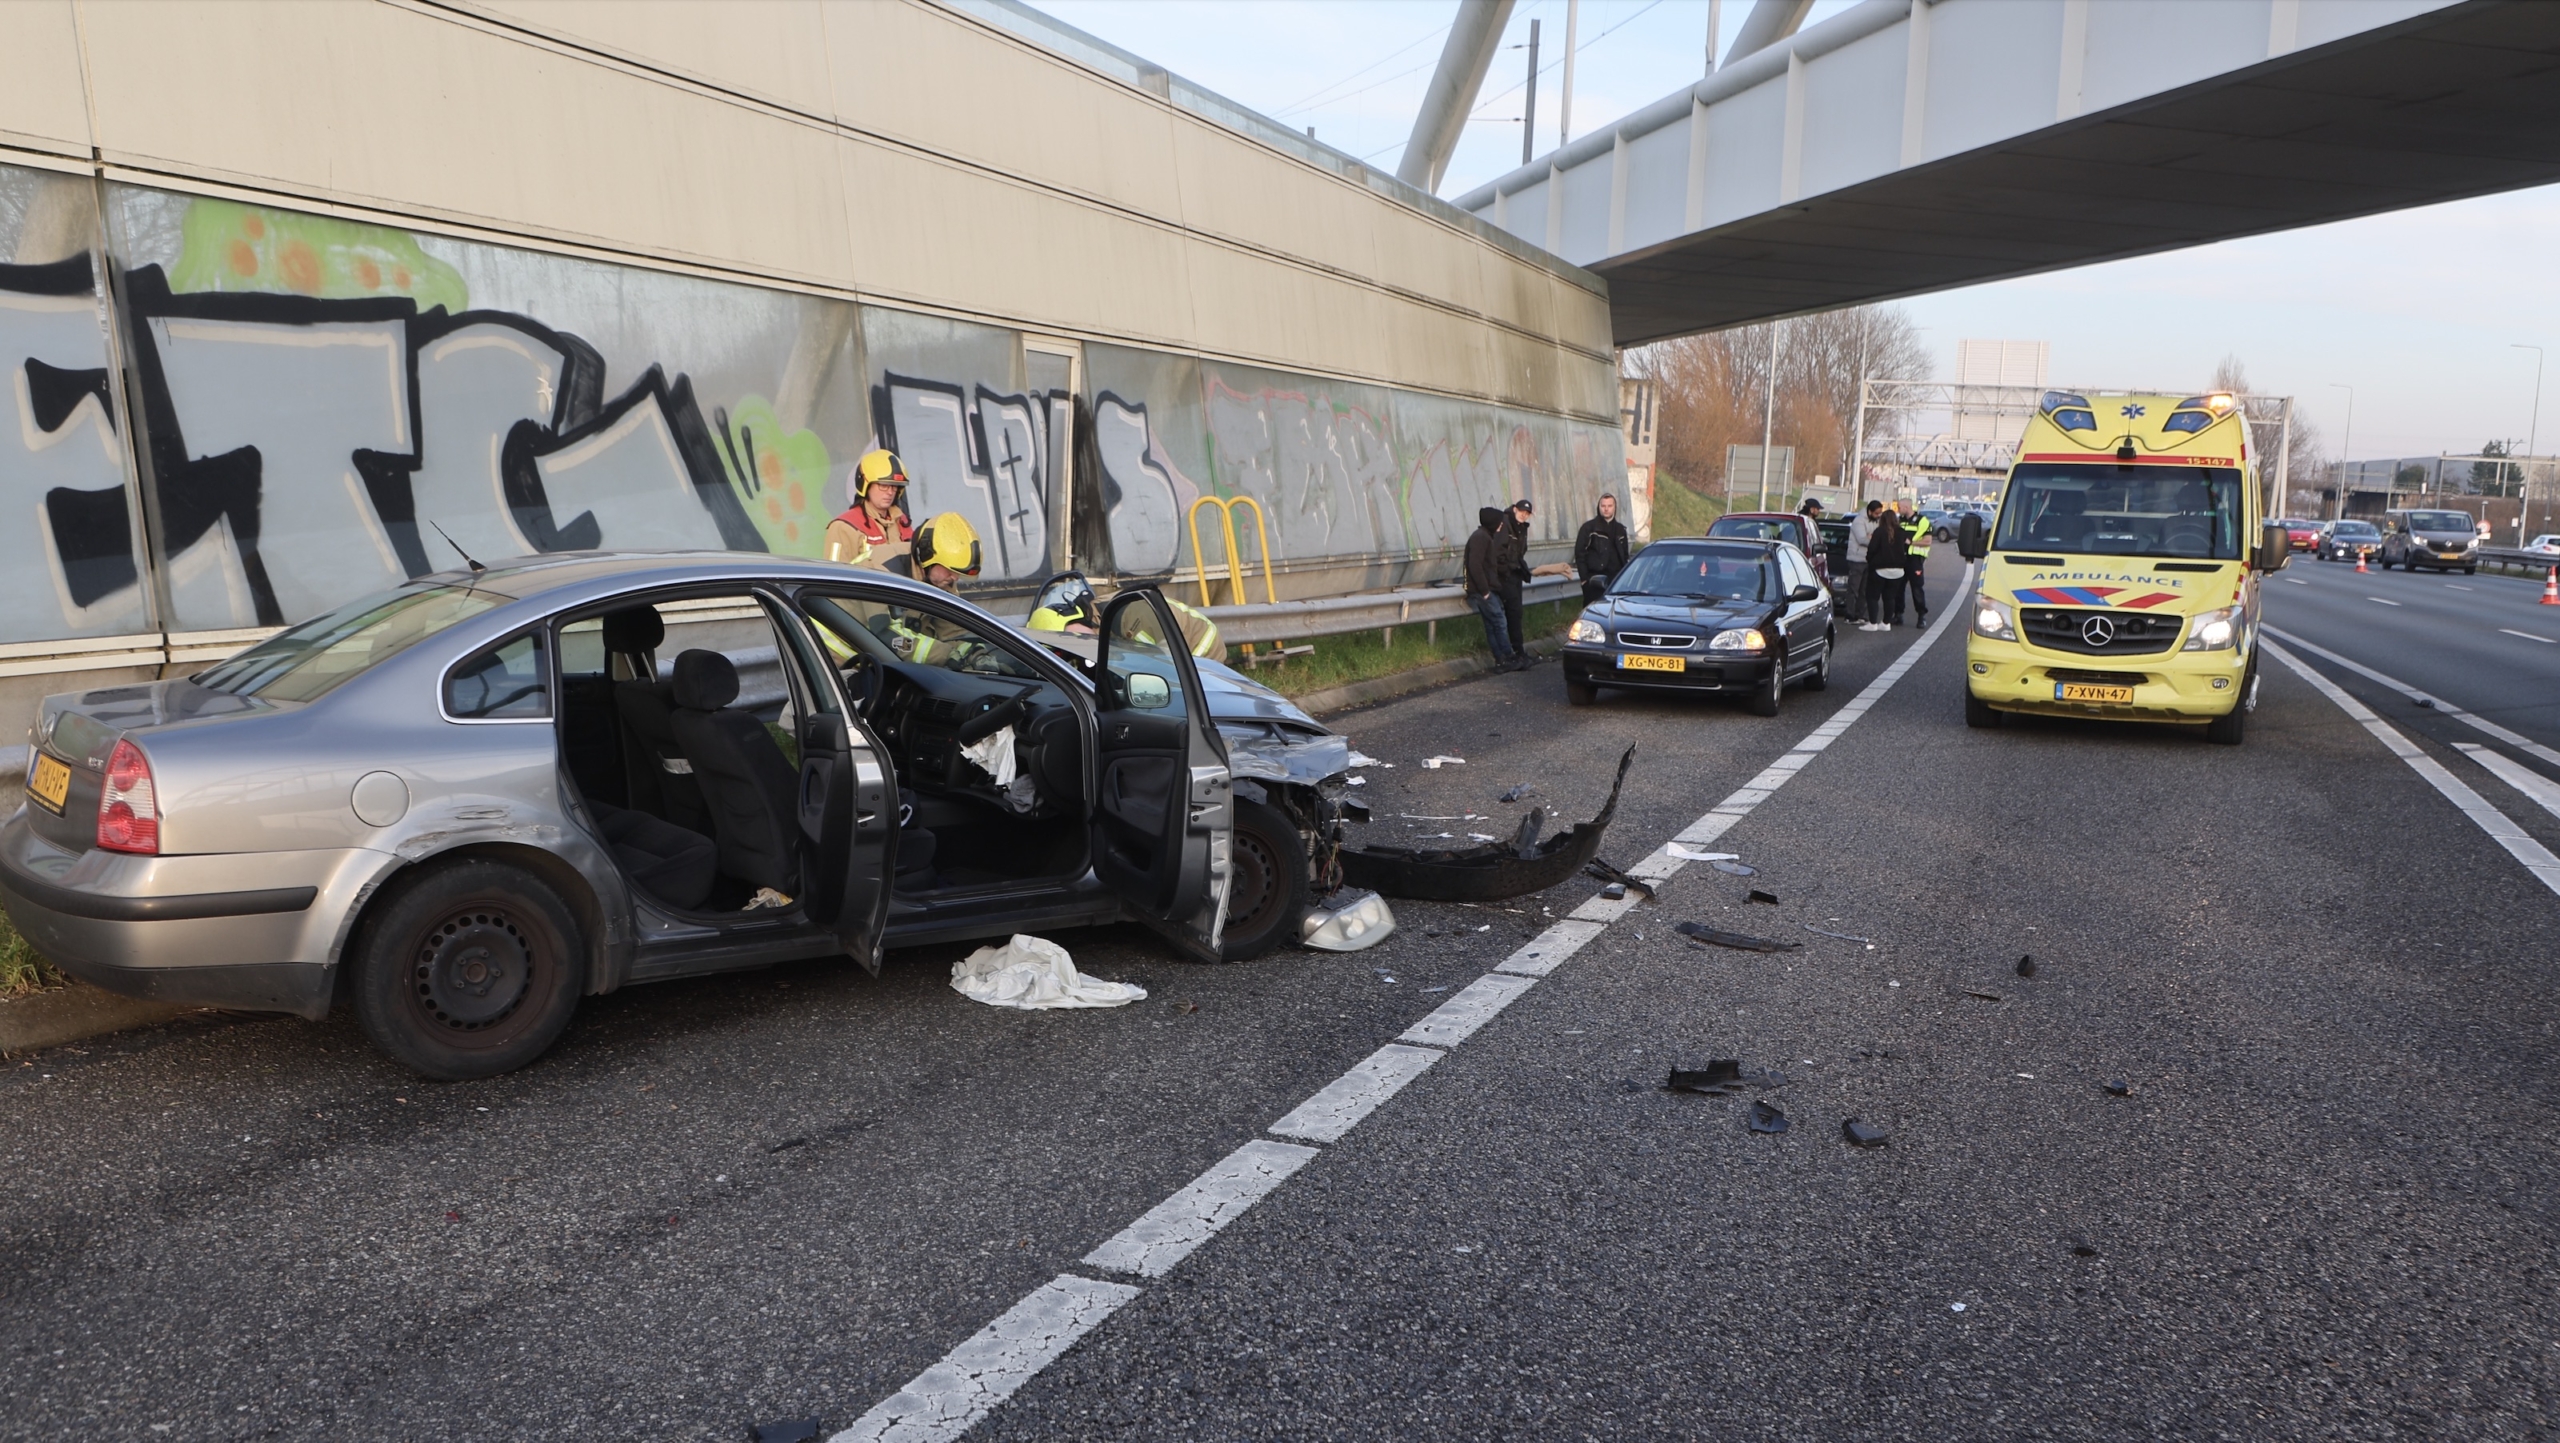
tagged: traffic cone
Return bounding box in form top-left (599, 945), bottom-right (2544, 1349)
top-left (2355, 548), bottom-right (2368, 573)
top-left (2542, 566), bottom-right (2558, 606)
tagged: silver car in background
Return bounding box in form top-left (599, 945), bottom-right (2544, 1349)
top-left (1, 555), bottom-right (1238, 1079)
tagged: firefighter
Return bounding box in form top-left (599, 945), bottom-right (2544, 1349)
top-left (883, 512), bottom-right (982, 663)
top-left (826, 449), bottom-right (914, 570)
top-left (1026, 571), bottom-right (1102, 635)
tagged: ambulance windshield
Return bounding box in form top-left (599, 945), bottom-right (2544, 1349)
top-left (1993, 465), bottom-right (2244, 560)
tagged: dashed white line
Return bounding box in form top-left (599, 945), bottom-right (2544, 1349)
top-left (2454, 743), bottom-right (2560, 826)
top-left (2447, 584), bottom-right (2476, 592)
top-left (2264, 642), bottom-right (2560, 899)
top-left (2284, 577), bottom-right (2309, 586)
top-left (2264, 626), bottom-right (2560, 771)
top-left (2498, 628), bottom-right (2556, 644)
top-left (2366, 596), bottom-right (2401, 606)
top-left (831, 1275), bottom-right (1143, 1443)
top-left (840, 566), bottom-right (1976, 1440)
top-left (1082, 1140), bottom-right (1319, 1278)
top-left (1267, 1044), bottom-right (1444, 1143)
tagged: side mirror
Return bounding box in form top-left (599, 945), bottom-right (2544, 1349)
top-left (1788, 583), bottom-right (1820, 602)
top-left (1957, 513), bottom-right (1988, 561)
top-left (2256, 521), bottom-right (2291, 572)
top-left (1125, 672), bottom-right (1173, 709)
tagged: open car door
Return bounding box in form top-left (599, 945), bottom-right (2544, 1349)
top-left (779, 600), bottom-right (898, 975)
top-left (1091, 589), bottom-right (1233, 962)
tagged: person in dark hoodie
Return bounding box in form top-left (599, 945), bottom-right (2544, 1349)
top-left (1499, 499), bottom-right (1536, 663)
top-left (1464, 505), bottom-right (1521, 670)
top-left (1574, 493), bottom-right (1630, 603)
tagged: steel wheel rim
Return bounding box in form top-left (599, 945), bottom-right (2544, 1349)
top-left (1227, 823), bottom-right (1284, 940)
top-left (413, 908), bottom-right (536, 1031)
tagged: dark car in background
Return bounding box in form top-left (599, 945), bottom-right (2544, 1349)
top-left (1560, 537), bottom-right (1834, 714)
top-left (2319, 519), bottom-right (2383, 561)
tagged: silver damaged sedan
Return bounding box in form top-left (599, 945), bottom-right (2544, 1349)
top-left (1, 555), bottom-right (1243, 1079)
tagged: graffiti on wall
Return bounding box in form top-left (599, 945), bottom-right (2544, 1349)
top-left (1090, 392), bottom-right (1200, 576)
top-left (872, 374), bottom-right (1069, 581)
top-left (0, 254), bottom-right (148, 637)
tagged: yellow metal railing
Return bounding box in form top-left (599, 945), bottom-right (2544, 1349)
top-left (1185, 494), bottom-right (1277, 609)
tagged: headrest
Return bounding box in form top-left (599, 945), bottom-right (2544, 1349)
top-left (601, 605), bottom-right (664, 654)
top-left (670, 649), bottom-right (738, 711)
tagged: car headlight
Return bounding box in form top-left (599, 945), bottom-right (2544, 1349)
top-left (1568, 617), bottom-right (1606, 644)
top-left (1707, 628), bottom-right (1767, 652)
top-left (2181, 605), bottom-right (2239, 651)
top-left (1973, 596), bottom-right (2018, 642)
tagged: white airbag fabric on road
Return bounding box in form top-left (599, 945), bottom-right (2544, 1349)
top-left (950, 935), bottom-right (1146, 1010)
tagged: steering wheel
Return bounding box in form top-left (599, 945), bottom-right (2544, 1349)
top-left (839, 652), bottom-right (883, 715)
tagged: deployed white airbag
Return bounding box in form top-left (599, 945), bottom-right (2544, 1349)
top-left (950, 934), bottom-right (1147, 1010)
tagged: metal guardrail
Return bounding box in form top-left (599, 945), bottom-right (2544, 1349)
top-left (1204, 576), bottom-right (1581, 647)
top-left (2477, 545), bottom-right (2560, 575)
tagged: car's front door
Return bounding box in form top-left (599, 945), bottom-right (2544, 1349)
top-left (771, 598), bottom-right (897, 973)
top-left (1090, 589), bottom-right (1232, 962)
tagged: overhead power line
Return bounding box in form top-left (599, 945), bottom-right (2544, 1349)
top-left (1270, 17), bottom-right (1453, 120)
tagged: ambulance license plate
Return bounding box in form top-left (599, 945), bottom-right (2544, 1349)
top-left (2056, 682), bottom-right (2133, 704)
top-left (28, 754), bottom-right (69, 814)
top-left (1618, 654), bottom-right (1685, 673)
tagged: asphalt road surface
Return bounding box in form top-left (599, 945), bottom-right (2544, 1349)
top-left (8, 560), bottom-right (2560, 1441)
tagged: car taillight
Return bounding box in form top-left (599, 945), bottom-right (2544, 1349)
top-left (97, 738), bottom-right (159, 855)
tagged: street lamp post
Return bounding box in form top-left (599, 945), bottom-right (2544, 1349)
top-left (2329, 383), bottom-right (2354, 520)
top-left (1758, 322), bottom-right (1779, 511)
top-left (2514, 343), bottom-right (2543, 543)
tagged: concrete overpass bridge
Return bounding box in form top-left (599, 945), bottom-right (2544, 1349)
top-left (1444, 0), bottom-right (2560, 346)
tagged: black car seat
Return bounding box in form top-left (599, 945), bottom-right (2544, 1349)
top-left (603, 606), bottom-right (709, 835)
top-left (667, 649), bottom-right (801, 896)
top-left (589, 800), bottom-right (716, 911)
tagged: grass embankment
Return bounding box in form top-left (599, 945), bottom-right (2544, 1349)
top-left (1647, 478), bottom-right (1730, 537)
top-left (1243, 597), bottom-right (1583, 700)
top-left (0, 913), bottom-right (61, 997)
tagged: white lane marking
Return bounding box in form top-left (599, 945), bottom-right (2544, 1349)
top-left (831, 1274), bottom-right (1143, 1443)
top-left (1398, 971), bottom-right (1538, 1047)
top-left (2454, 743), bottom-right (2560, 826)
top-left (1267, 1044), bottom-right (1444, 1143)
top-left (1081, 1140), bottom-right (1319, 1278)
top-left (2265, 642), bottom-right (2560, 899)
top-left (2264, 626), bottom-right (2560, 770)
top-left (1496, 918), bottom-right (1608, 976)
top-left (2447, 584), bottom-right (2476, 592)
top-left (841, 566), bottom-right (1977, 1437)
top-left (2284, 577), bottom-right (2309, 585)
top-left (2366, 596), bottom-right (2401, 606)
top-left (2499, 628), bottom-right (2556, 644)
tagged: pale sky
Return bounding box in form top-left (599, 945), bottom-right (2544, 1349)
top-left (1033, 0), bottom-right (2560, 465)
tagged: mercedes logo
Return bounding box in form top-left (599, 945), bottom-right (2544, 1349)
top-left (2080, 615), bottom-right (2116, 647)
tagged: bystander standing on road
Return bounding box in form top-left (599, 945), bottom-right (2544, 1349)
top-left (1846, 500), bottom-right (1880, 625)
top-left (1500, 499), bottom-right (1536, 664)
top-left (1465, 506), bottom-right (1521, 671)
top-left (1899, 499), bottom-right (1931, 625)
top-left (1574, 494), bottom-right (1630, 603)
top-left (1865, 507), bottom-right (1910, 630)
top-left (1798, 497), bottom-right (1825, 524)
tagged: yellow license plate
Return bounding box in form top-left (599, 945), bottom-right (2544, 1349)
top-left (2056, 683), bottom-right (2134, 704)
top-left (28, 753), bottom-right (69, 814)
top-left (1618, 653), bottom-right (1686, 673)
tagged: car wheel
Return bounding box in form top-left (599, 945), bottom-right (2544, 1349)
top-left (1801, 633), bottom-right (1833, 691)
top-left (1746, 653), bottom-right (1784, 716)
top-left (350, 860), bottom-right (586, 1081)
top-left (2465, 566), bottom-right (2478, 575)
top-left (1219, 798), bottom-right (1310, 962)
top-left (1564, 675), bottom-right (1600, 706)
top-left (1965, 690), bottom-right (2002, 729)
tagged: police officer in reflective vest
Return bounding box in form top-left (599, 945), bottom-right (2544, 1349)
top-left (1899, 499), bottom-right (1931, 624)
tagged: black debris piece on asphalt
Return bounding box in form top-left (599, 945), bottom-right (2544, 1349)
top-left (1511, 806), bottom-right (1547, 858)
top-left (1499, 783), bottom-right (1536, 803)
top-left (768, 1137), bottom-right (809, 1154)
top-left (2070, 1242), bottom-right (2100, 1258)
top-left (1747, 889), bottom-right (1779, 905)
top-left (752, 1419), bottom-right (822, 1443)
top-left (2016, 954), bottom-right (2037, 978)
top-left (1842, 1119), bottom-right (1889, 1148)
top-left (1709, 859), bottom-right (1757, 876)
top-left (1804, 923), bottom-right (1875, 944)
top-left (2416, 696), bottom-right (2436, 709)
top-left (1601, 882), bottom-right (1627, 900)
top-left (1747, 1099), bottom-right (1790, 1134)
top-left (1340, 798), bottom-right (1371, 824)
top-left (1664, 1061), bottom-right (1785, 1097)
top-left (1958, 988), bottom-right (2004, 1003)
top-left (2104, 1079), bottom-right (2134, 1096)
top-left (1583, 856), bottom-right (1655, 899)
top-left (1675, 921), bottom-right (1802, 953)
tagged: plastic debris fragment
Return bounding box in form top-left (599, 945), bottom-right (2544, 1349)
top-left (1499, 783), bottom-right (1536, 802)
top-left (1665, 844), bottom-right (1737, 862)
top-left (2104, 1079), bottom-right (2133, 1096)
top-left (1301, 891), bottom-right (1396, 951)
top-left (1601, 882), bottom-right (1627, 900)
top-left (2016, 954), bottom-right (2037, 978)
top-left (1841, 1119), bottom-right (1889, 1148)
top-left (1583, 857), bottom-right (1656, 899)
top-left (1709, 860), bottom-right (1757, 876)
top-left (1747, 1100), bottom-right (1790, 1134)
top-left (1340, 798), bottom-right (1371, 823)
top-left (1421, 755), bottom-right (1466, 769)
top-left (1747, 889), bottom-right (1779, 905)
top-left (1675, 921), bottom-right (1802, 953)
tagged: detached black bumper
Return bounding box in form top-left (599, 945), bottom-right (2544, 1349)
top-left (1561, 645), bottom-right (1774, 694)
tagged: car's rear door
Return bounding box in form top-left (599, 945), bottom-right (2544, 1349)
top-left (771, 596), bottom-right (896, 973)
top-left (1090, 589), bottom-right (1232, 962)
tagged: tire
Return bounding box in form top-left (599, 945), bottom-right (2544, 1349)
top-left (1746, 653), bottom-right (1784, 716)
top-left (2466, 566), bottom-right (2478, 575)
top-left (1965, 690), bottom-right (2002, 729)
top-left (1801, 633), bottom-right (1833, 691)
top-left (2204, 701), bottom-right (2246, 746)
top-left (350, 860), bottom-right (586, 1080)
top-left (1564, 675), bottom-right (1600, 706)
top-left (1219, 798), bottom-right (1310, 962)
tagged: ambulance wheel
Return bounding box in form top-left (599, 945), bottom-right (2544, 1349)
top-left (2204, 675), bottom-right (2251, 746)
top-left (1964, 690), bottom-right (2002, 729)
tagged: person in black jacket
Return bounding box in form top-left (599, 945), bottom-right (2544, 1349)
top-left (1463, 506), bottom-right (1521, 669)
top-left (1864, 508), bottom-right (1911, 630)
top-left (1573, 494), bottom-right (1631, 603)
top-left (1499, 499), bottom-right (1535, 664)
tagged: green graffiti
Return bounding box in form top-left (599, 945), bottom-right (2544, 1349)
top-left (712, 396), bottom-right (832, 556)
top-left (168, 199), bottom-right (469, 311)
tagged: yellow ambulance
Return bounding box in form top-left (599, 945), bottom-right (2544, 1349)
top-left (1953, 391), bottom-right (2293, 746)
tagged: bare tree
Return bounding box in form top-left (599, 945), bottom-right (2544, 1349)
top-left (1632, 305), bottom-right (1929, 502)
top-left (2209, 355), bottom-right (2326, 513)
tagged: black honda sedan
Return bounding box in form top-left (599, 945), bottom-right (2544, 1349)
top-left (1560, 537), bottom-right (1835, 713)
